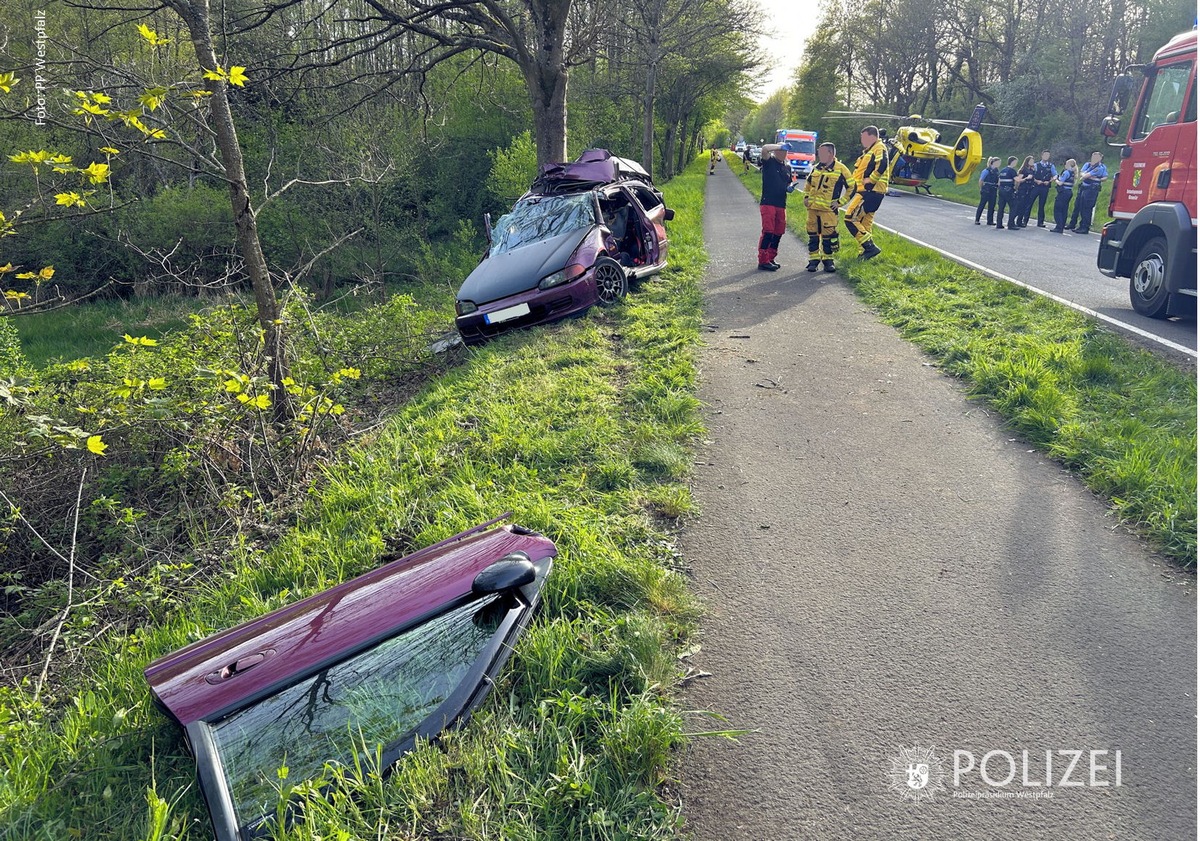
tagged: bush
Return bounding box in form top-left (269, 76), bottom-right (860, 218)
top-left (0, 316), bottom-right (28, 376)
top-left (489, 130), bottom-right (538, 206)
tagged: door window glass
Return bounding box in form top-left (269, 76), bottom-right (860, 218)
top-left (210, 594), bottom-right (507, 833)
top-left (1134, 63), bottom-right (1192, 138)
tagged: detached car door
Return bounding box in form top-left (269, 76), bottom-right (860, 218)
top-left (145, 519), bottom-right (555, 841)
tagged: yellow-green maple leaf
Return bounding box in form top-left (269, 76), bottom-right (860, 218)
top-left (83, 162), bottom-right (110, 184)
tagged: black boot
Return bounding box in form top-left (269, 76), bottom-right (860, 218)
top-left (806, 260), bottom-right (820, 272)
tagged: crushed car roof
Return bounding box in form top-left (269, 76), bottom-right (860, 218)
top-left (532, 148), bottom-right (652, 193)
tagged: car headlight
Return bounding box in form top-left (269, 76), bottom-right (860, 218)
top-left (456, 300), bottom-right (478, 315)
top-left (538, 264), bottom-right (586, 291)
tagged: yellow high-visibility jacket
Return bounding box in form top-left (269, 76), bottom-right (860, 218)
top-left (853, 140), bottom-right (889, 192)
top-left (804, 159), bottom-right (857, 210)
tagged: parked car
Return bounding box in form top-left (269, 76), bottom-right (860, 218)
top-left (145, 519), bottom-right (557, 841)
top-left (748, 145), bottom-right (762, 164)
top-left (454, 149), bottom-right (674, 346)
top-left (734, 140), bottom-right (747, 153)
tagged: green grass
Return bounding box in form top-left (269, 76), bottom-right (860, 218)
top-left (731, 158), bottom-right (1197, 565)
top-left (0, 158), bottom-right (711, 840)
top-left (10, 295), bottom-right (215, 367)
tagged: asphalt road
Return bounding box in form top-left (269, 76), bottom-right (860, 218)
top-left (873, 189), bottom-right (1197, 356)
top-left (675, 160), bottom-right (1197, 840)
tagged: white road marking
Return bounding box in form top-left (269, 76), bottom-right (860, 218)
top-left (874, 223), bottom-right (1198, 359)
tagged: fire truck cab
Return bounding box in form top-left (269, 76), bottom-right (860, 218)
top-left (1097, 29), bottom-right (1197, 319)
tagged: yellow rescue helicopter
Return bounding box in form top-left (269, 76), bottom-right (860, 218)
top-left (825, 105), bottom-right (1022, 194)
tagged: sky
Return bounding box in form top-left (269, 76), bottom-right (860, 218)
top-left (753, 0), bottom-right (823, 101)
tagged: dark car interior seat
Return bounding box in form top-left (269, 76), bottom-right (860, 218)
top-left (601, 196), bottom-right (640, 266)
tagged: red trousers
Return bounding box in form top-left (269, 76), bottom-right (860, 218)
top-left (758, 205), bottom-right (787, 265)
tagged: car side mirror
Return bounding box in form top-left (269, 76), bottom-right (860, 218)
top-left (1101, 115), bottom-right (1122, 140)
top-left (483, 212), bottom-right (492, 245)
top-left (472, 552), bottom-right (536, 594)
top-left (663, 207), bottom-right (675, 222)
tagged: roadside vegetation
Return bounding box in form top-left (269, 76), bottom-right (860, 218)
top-left (11, 296), bottom-right (214, 368)
top-left (0, 158), bottom-right (708, 840)
top-left (732, 157), bottom-right (1196, 566)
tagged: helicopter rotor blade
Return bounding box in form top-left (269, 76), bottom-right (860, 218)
top-left (824, 111), bottom-right (910, 120)
top-left (925, 117), bottom-right (1026, 130)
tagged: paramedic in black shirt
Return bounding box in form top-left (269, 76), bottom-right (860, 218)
top-left (757, 144), bottom-right (795, 271)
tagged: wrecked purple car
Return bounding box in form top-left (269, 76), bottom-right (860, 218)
top-left (145, 519), bottom-right (555, 840)
top-left (454, 149), bottom-right (675, 345)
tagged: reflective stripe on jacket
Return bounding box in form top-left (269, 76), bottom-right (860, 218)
top-left (804, 159), bottom-right (857, 209)
top-left (853, 140), bottom-right (889, 192)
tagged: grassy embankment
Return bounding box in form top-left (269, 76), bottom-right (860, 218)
top-left (730, 153), bottom-right (1196, 566)
top-left (10, 296), bottom-right (211, 367)
top-left (0, 159), bottom-right (711, 839)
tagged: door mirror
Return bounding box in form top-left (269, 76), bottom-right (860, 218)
top-left (1102, 114), bottom-right (1123, 141)
top-left (1108, 72), bottom-right (1139, 116)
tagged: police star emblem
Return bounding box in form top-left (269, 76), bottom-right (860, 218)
top-left (887, 746), bottom-right (947, 801)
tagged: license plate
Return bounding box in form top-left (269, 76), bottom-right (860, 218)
top-left (484, 303), bottom-right (531, 324)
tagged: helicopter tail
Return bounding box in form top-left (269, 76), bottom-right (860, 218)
top-left (949, 129), bottom-right (983, 184)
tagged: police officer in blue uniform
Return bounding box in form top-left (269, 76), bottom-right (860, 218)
top-left (1049, 159), bottom-right (1076, 233)
top-left (1031, 150), bottom-right (1057, 227)
top-left (994, 157), bottom-right (1018, 230)
top-left (1070, 151), bottom-right (1107, 233)
top-left (975, 157), bottom-right (1000, 225)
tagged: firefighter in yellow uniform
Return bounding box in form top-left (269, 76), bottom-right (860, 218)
top-left (842, 125), bottom-right (888, 260)
top-left (803, 142), bottom-right (857, 272)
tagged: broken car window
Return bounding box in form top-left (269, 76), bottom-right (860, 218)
top-left (489, 193), bottom-right (598, 256)
top-left (209, 593), bottom-right (507, 835)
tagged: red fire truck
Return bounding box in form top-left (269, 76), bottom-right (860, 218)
top-left (1097, 29), bottom-right (1196, 319)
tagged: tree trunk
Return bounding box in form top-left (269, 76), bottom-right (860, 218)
top-left (167, 0), bottom-right (291, 420)
top-left (528, 64), bottom-right (569, 165)
top-left (661, 121), bottom-right (677, 181)
top-left (642, 60), bottom-right (658, 176)
top-left (524, 0), bottom-right (571, 167)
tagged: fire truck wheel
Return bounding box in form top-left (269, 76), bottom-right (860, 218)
top-left (1129, 236), bottom-right (1171, 319)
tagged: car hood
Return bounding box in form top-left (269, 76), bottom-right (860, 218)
top-left (458, 227), bottom-right (591, 305)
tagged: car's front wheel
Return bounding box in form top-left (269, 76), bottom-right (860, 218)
top-left (593, 257), bottom-right (628, 306)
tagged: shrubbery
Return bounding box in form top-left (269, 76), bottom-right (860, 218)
top-left (0, 287), bottom-right (454, 673)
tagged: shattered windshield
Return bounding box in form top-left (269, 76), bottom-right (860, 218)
top-left (209, 594), bottom-right (507, 834)
top-left (489, 193), bottom-right (596, 256)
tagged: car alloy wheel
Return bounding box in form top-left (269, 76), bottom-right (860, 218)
top-left (593, 256), bottom-right (629, 306)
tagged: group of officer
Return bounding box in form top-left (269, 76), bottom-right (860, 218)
top-left (756, 125), bottom-right (888, 273)
top-left (975, 150), bottom-right (1108, 233)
